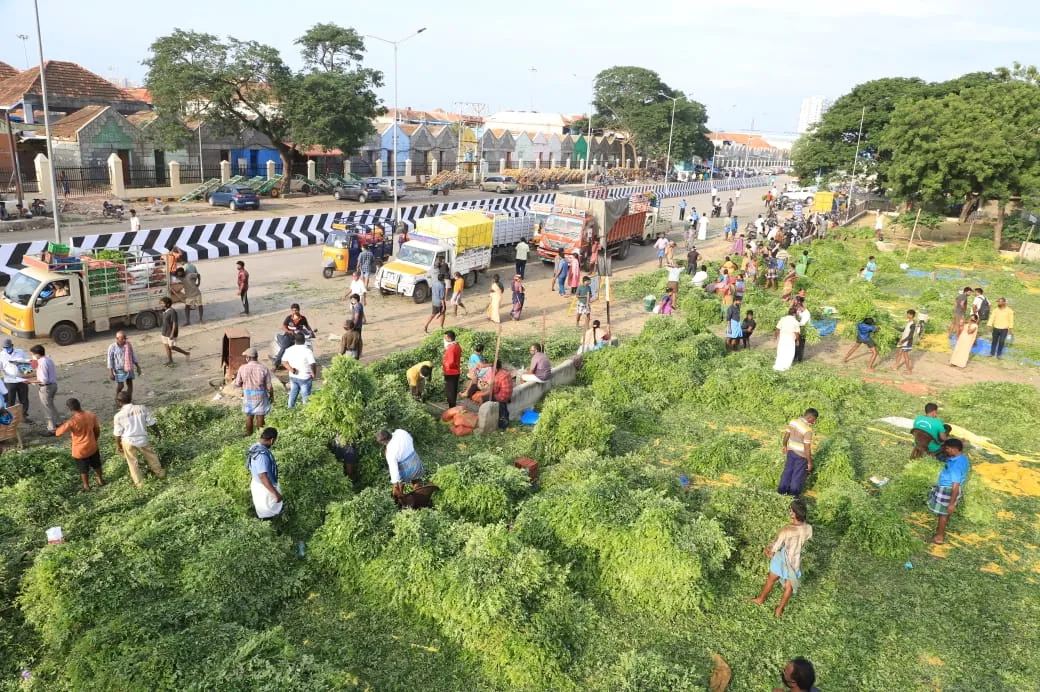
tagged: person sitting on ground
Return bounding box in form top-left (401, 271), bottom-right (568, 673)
top-left (492, 359), bottom-right (513, 429)
top-left (751, 498), bottom-right (813, 618)
top-left (521, 343), bottom-right (552, 384)
top-left (467, 343), bottom-right (486, 370)
top-left (928, 438), bottom-right (970, 545)
top-left (406, 361), bottom-right (433, 400)
top-left (464, 354), bottom-right (492, 402)
top-left (912, 402), bottom-right (948, 459)
top-left (579, 319), bottom-right (607, 354)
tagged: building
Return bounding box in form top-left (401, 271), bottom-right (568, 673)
top-left (484, 111), bottom-right (569, 136)
top-left (797, 96), bottom-right (830, 134)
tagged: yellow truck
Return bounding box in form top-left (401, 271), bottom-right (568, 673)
top-left (0, 249), bottom-right (175, 346)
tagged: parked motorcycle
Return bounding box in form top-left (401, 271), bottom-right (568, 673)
top-left (102, 201), bottom-right (125, 219)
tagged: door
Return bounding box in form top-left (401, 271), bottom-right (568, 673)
top-left (32, 279), bottom-right (80, 337)
top-left (117, 150), bottom-right (131, 185)
top-left (154, 150), bottom-right (166, 185)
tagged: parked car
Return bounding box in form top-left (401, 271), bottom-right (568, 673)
top-left (208, 185), bottom-right (260, 210)
top-left (478, 175), bottom-right (518, 193)
top-left (371, 177), bottom-right (407, 200)
top-left (333, 180), bottom-right (384, 203)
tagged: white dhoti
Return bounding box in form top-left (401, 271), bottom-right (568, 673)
top-left (774, 338), bottom-right (796, 372)
top-left (250, 477), bottom-right (283, 518)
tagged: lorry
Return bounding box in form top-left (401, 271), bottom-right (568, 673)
top-left (375, 210), bottom-right (533, 303)
top-left (535, 193), bottom-right (649, 266)
top-left (0, 247), bottom-right (175, 346)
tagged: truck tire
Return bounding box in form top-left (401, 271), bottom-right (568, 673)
top-left (322, 267), bottom-right (335, 279)
top-left (616, 239), bottom-right (631, 260)
top-left (412, 282), bottom-right (431, 304)
top-left (464, 270), bottom-right (478, 288)
top-left (134, 310), bottom-right (158, 330)
top-left (50, 322), bottom-right (79, 347)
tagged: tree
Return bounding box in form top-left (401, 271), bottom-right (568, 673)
top-left (144, 25), bottom-right (382, 190)
top-left (590, 66), bottom-right (711, 168)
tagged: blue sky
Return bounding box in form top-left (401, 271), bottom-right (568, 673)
top-left (3, 0), bottom-right (1038, 133)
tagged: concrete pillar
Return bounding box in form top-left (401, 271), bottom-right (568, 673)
top-left (517, 157), bottom-right (523, 169)
top-left (220, 160), bottom-right (231, 183)
top-left (306, 159), bottom-right (317, 180)
top-left (499, 158), bottom-right (506, 172)
top-left (266, 160), bottom-right (276, 179)
top-left (168, 160), bottom-right (181, 188)
top-left (430, 158), bottom-right (438, 177)
top-left (535, 157), bottom-right (540, 169)
top-left (343, 159), bottom-right (351, 176)
top-left (566, 156), bottom-right (572, 169)
top-left (626, 158), bottom-right (631, 168)
top-left (375, 159), bottom-right (383, 177)
top-left (637, 156), bottom-right (644, 168)
top-left (404, 159), bottom-right (412, 178)
top-left (35, 154), bottom-right (54, 201)
top-left (106, 153), bottom-right (125, 197)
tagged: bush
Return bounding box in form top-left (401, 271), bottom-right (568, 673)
top-left (310, 488), bottom-right (398, 586)
top-left (531, 390), bottom-right (615, 463)
top-left (430, 453), bottom-right (531, 524)
top-left (596, 650), bottom-right (702, 691)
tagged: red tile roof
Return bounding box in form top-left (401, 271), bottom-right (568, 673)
top-left (48, 105), bottom-right (108, 139)
top-left (122, 87), bottom-right (152, 104)
top-left (0, 61), bottom-right (139, 109)
top-left (0, 62), bottom-right (18, 83)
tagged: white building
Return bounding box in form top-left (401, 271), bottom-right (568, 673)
top-left (797, 96), bottom-right (830, 134)
top-left (483, 111), bottom-right (569, 136)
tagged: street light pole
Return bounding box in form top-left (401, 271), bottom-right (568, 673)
top-left (663, 95), bottom-right (679, 182)
top-left (366, 27), bottom-right (427, 234)
top-left (32, 0), bottom-right (61, 243)
top-left (17, 34), bottom-right (30, 69)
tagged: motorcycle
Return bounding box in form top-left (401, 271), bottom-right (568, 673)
top-left (268, 326), bottom-right (316, 366)
top-left (102, 201), bottom-right (125, 219)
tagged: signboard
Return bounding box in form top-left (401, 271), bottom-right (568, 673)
top-left (812, 191), bottom-right (835, 213)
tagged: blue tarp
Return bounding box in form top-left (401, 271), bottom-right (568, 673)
top-left (812, 319), bottom-right (838, 336)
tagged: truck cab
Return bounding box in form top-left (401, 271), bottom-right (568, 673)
top-left (1, 269), bottom-right (81, 345)
top-left (376, 240), bottom-right (444, 304)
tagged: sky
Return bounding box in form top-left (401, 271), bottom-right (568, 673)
top-left (2, 0), bottom-right (1039, 134)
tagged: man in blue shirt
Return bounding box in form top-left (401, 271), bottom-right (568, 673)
top-left (928, 438), bottom-right (969, 544)
top-left (843, 317), bottom-right (879, 370)
top-left (247, 427), bottom-right (283, 519)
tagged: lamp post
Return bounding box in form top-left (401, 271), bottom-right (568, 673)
top-left (365, 27), bottom-right (427, 233)
top-left (16, 34), bottom-right (30, 69)
top-left (32, 0), bottom-right (61, 242)
top-left (662, 94), bottom-right (679, 182)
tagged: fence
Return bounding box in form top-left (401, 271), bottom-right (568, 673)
top-left (179, 165), bottom-right (224, 184)
top-left (53, 167), bottom-right (109, 196)
top-left (0, 168), bottom-right (41, 195)
top-left (126, 167), bottom-right (169, 189)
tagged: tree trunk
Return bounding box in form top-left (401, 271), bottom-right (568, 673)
top-left (958, 194), bottom-right (977, 223)
top-left (993, 201), bottom-right (1005, 251)
top-left (278, 147), bottom-right (294, 193)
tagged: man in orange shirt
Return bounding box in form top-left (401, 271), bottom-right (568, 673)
top-left (492, 359), bottom-right (513, 429)
top-left (53, 398), bottom-right (103, 491)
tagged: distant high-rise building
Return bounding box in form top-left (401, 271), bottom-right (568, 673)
top-left (797, 96), bottom-right (830, 134)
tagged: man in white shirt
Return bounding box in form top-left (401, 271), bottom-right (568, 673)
top-left (514, 239), bottom-right (530, 279)
top-left (691, 265), bottom-right (709, 289)
top-left (773, 306), bottom-right (802, 372)
top-left (347, 271), bottom-right (368, 310)
top-left (754, 214), bottom-right (765, 237)
top-left (376, 428), bottom-right (425, 498)
top-left (112, 391), bottom-right (165, 487)
top-left (711, 186), bottom-right (719, 205)
top-left (282, 332), bottom-right (317, 408)
top-left (666, 264), bottom-right (684, 295)
top-left (794, 300), bottom-right (811, 363)
top-left (653, 235), bottom-right (669, 268)
top-left (697, 214), bottom-right (709, 241)
top-left (129, 209), bottom-right (141, 233)
top-left (0, 338), bottom-right (31, 420)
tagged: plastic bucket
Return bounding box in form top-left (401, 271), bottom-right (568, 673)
top-left (46, 526), bottom-right (64, 544)
top-left (644, 295), bottom-right (656, 312)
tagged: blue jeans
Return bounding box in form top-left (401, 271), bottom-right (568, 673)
top-left (557, 271), bottom-right (568, 296)
top-left (288, 376), bottom-right (313, 408)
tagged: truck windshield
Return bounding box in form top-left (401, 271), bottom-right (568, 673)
top-left (397, 245), bottom-right (436, 267)
top-left (3, 274), bottom-right (41, 307)
top-left (543, 215), bottom-right (584, 239)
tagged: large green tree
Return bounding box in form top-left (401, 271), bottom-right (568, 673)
top-left (880, 78), bottom-right (1040, 248)
top-left (587, 66), bottom-right (711, 168)
top-left (143, 24), bottom-right (382, 189)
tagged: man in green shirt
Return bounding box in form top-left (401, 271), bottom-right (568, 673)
top-left (912, 402), bottom-right (949, 458)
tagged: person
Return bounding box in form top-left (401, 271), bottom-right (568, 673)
top-left (486, 274), bottom-right (503, 323)
top-left (129, 208), bottom-right (140, 233)
top-left (793, 299), bottom-right (811, 364)
top-left (987, 297), bottom-right (1014, 359)
top-left (348, 271), bottom-right (368, 315)
top-left (843, 317), bottom-right (879, 370)
top-left (406, 361), bottom-right (433, 400)
top-left (579, 319), bottom-right (605, 354)
top-left (665, 262), bottom-right (683, 297)
top-left (521, 342), bottom-right (552, 383)
top-left (357, 245), bottom-right (375, 290)
top-left (492, 359), bottom-right (513, 429)
top-left (711, 185), bottom-right (719, 205)
top-left (566, 252), bottom-right (581, 294)
top-left (464, 353), bottom-right (492, 401)
top-left (54, 398), bottom-right (103, 491)
top-left (510, 274), bottom-right (525, 321)
top-left (236, 260), bottom-right (250, 315)
top-left (745, 255), bottom-right (759, 285)
top-left (686, 245), bottom-right (699, 275)
top-left (159, 297), bottom-right (191, 366)
top-left (348, 295), bottom-right (364, 355)
top-left (58, 170), bottom-right (70, 198)
top-left (29, 345), bottom-right (59, 432)
top-left (435, 256), bottom-right (451, 293)
top-left (575, 276), bottom-right (592, 328)
top-left (424, 276), bottom-right (447, 333)
top-left (778, 409), bottom-right (817, 496)
top-left (467, 343), bottom-right (486, 371)
top-left (376, 428), bottom-right (425, 499)
top-left (658, 287), bottom-right (675, 315)
top-left (723, 217), bottom-right (733, 241)
top-left (893, 309), bottom-right (917, 375)
top-left (780, 265), bottom-right (798, 301)
top-left (720, 295), bottom-right (742, 351)
top-left (112, 391), bottom-right (165, 487)
top-left (697, 212), bottom-right (709, 241)
top-left (874, 209), bottom-right (884, 236)
top-left (233, 347), bottom-right (274, 435)
top-left (773, 306), bottom-right (802, 372)
top-left (731, 226), bottom-right (744, 254)
top-left (754, 214), bottom-right (765, 237)
top-left (862, 255), bottom-right (877, 282)
top-left (950, 286), bottom-right (971, 335)
top-left (247, 427), bottom-right (283, 519)
top-left (514, 238), bottom-right (530, 278)
top-left (174, 267), bottom-right (204, 325)
top-left (340, 319), bottom-right (362, 359)
top-left (751, 498), bottom-right (812, 618)
top-left (1, 339), bottom-right (31, 420)
top-left (950, 314), bottom-right (979, 368)
top-left (912, 402), bottom-right (948, 459)
top-left (774, 657), bottom-right (818, 692)
top-left (929, 438), bottom-right (970, 544)
top-left (283, 332), bottom-right (316, 408)
top-left (971, 287), bottom-right (989, 321)
top-left (106, 331), bottom-right (141, 405)
top-left (692, 264), bottom-right (709, 289)
top-left (795, 250), bottom-right (809, 277)
top-left (678, 198), bottom-right (687, 221)
top-left (553, 250), bottom-right (569, 296)
top-left (442, 330), bottom-right (462, 408)
top-left (765, 254), bottom-right (779, 290)
top-left (451, 272), bottom-right (468, 316)
top-left (740, 310), bottom-right (756, 349)
top-left (654, 234), bottom-right (668, 268)
top-left (726, 197), bottom-right (734, 217)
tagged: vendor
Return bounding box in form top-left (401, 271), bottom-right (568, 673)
top-left (406, 361), bottom-right (433, 400)
top-left (375, 428), bottom-right (425, 499)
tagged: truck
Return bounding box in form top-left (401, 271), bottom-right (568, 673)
top-left (375, 210), bottom-right (533, 303)
top-left (535, 193), bottom-right (649, 266)
top-left (0, 248), bottom-right (175, 346)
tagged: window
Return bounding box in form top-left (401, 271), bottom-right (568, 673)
top-left (542, 215), bottom-right (584, 238)
top-left (3, 274), bottom-right (42, 307)
top-left (397, 245), bottom-right (436, 267)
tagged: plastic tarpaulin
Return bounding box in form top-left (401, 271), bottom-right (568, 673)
top-left (552, 194), bottom-right (629, 242)
top-left (413, 211), bottom-right (494, 253)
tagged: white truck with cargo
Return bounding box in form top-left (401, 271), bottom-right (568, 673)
top-left (375, 210), bottom-right (533, 303)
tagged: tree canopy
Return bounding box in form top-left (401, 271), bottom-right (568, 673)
top-left (143, 24), bottom-right (383, 186)
top-left (588, 66), bottom-right (711, 167)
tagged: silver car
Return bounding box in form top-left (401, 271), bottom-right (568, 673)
top-left (479, 175), bottom-right (518, 193)
top-left (371, 177), bottom-right (407, 200)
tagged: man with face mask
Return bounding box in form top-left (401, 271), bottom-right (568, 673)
top-left (442, 330), bottom-right (462, 408)
top-left (0, 338), bottom-right (31, 421)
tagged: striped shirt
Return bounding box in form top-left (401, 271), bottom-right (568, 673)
top-left (786, 417), bottom-right (814, 459)
top-left (35, 355), bottom-right (57, 385)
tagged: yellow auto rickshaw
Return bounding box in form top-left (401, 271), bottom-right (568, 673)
top-left (322, 226), bottom-right (394, 279)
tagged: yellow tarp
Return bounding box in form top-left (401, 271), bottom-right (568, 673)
top-left (813, 191), bottom-right (834, 212)
top-left (413, 211), bottom-right (494, 253)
